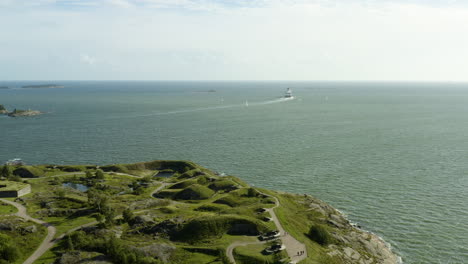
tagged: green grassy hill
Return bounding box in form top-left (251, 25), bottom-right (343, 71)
top-left (0, 160), bottom-right (398, 264)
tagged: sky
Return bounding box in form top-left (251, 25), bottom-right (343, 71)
top-left (1, 0), bottom-right (468, 81)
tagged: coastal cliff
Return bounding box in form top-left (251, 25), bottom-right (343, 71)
top-left (0, 160), bottom-right (399, 264)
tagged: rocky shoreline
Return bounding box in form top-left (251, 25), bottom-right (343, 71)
top-left (7, 110), bottom-right (43, 117)
top-left (0, 160), bottom-right (400, 263)
top-left (293, 192), bottom-right (401, 264)
top-left (0, 105), bottom-right (43, 117)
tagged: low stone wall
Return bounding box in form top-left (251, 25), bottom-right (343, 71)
top-left (17, 185), bottom-right (31, 197)
top-left (0, 184), bottom-right (31, 198)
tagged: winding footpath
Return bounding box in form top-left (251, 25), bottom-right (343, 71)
top-left (0, 172), bottom-right (144, 264)
top-left (0, 198), bottom-right (57, 264)
top-left (2, 174), bottom-right (306, 264)
top-left (226, 190), bottom-right (307, 264)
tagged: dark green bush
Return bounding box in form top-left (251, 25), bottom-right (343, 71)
top-left (308, 224), bottom-right (334, 246)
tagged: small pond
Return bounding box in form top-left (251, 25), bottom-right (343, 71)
top-left (154, 172), bottom-right (174, 178)
top-left (62, 182), bottom-right (89, 192)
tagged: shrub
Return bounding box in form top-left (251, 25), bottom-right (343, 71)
top-left (0, 233), bottom-right (21, 262)
top-left (246, 188), bottom-right (259, 197)
top-left (0, 165), bottom-right (12, 178)
top-left (95, 169), bottom-right (105, 180)
top-left (308, 224), bottom-right (334, 246)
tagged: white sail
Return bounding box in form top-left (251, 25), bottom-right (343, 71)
top-left (285, 88), bottom-right (293, 98)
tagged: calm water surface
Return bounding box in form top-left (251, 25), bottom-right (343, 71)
top-left (1, 81), bottom-right (468, 263)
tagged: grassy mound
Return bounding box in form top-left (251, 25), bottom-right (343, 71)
top-left (234, 243), bottom-right (287, 264)
top-left (55, 165), bottom-right (89, 172)
top-left (13, 166), bottom-right (44, 178)
top-left (168, 179), bottom-right (197, 189)
top-left (174, 215), bottom-right (269, 242)
top-left (213, 196), bottom-right (241, 207)
top-left (177, 169), bottom-right (204, 179)
top-left (100, 164), bottom-right (130, 174)
top-left (154, 189), bottom-right (179, 199)
top-left (123, 160), bottom-right (198, 173)
top-left (208, 180), bottom-right (237, 191)
top-left (195, 204), bottom-right (230, 212)
top-left (174, 184), bottom-right (214, 200)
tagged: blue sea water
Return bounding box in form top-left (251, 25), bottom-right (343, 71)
top-left (1, 81), bottom-right (468, 263)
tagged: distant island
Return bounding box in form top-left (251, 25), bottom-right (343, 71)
top-left (0, 160), bottom-right (399, 264)
top-left (7, 109), bottom-right (43, 117)
top-left (195, 89), bottom-right (217, 93)
top-left (0, 86), bottom-right (8, 89)
top-left (0, 105), bottom-right (43, 117)
top-left (22, 84), bottom-right (64, 89)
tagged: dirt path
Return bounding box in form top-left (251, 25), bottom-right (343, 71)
top-left (0, 173), bottom-right (162, 264)
top-left (150, 182), bottom-right (171, 198)
top-left (0, 198), bottom-right (57, 264)
top-left (226, 190), bottom-right (307, 264)
top-left (226, 240), bottom-right (268, 262)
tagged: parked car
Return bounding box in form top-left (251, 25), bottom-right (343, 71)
top-left (259, 230), bottom-right (280, 241)
top-left (264, 243), bottom-right (286, 254)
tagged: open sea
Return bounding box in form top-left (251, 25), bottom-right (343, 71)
top-left (1, 81), bottom-right (468, 263)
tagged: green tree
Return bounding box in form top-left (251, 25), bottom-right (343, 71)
top-left (85, 170), bottom-right (93, 178)
top-left (95, 169), bottom-right (105, 180)
top-left (0, 233), bottom-right (21, 262)
top-left (308, 224), bottom-right (333, 246)
top-left (0, 165), bottom-right (12, 179)
top-left (95, 213), bottom-right (104, 223)
top-left (122, 208), bottom-right (134, 224)
top-left (104, 207), bottom-right (116, 227)
top-left (56, 189), bottom-right (66, 199)
top-left (87, 188), bottom-right (109, 213)
top-left (66, 234), bottom-right (74, 251)
top-left (247, 188), bottom-right (258, 197)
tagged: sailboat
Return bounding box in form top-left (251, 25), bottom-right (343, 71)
top-left (284, 88), bottom-right (294, 99)
top-left (245, 100), bottom-right (249, 107)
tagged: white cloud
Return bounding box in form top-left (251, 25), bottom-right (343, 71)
top-left (2, 1), bottom-right (468, 80)
top-left (80, 54), bottom-right (96, 65)
top-left (106, 0), bottom-right (133, 8)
